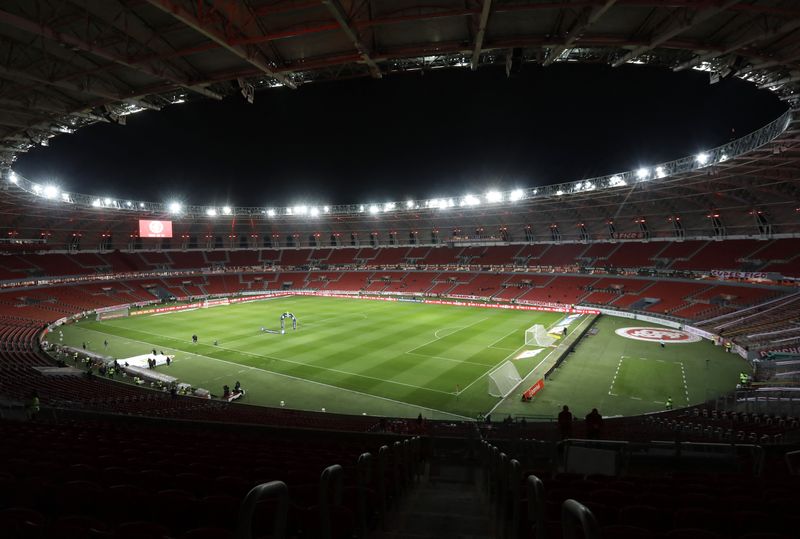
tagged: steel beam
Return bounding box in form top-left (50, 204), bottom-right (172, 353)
top-left (674, 18), bottom-right (800, 72)
top-left (0, 9), bottom-right (221, 101)
top-left (471, 0), bottom-right (493, 70)
top-left (545, 0), bottom-right (617, 66)
top-left (322, 0), bottom-right (381, 78)
top-left (145, 0), bottom-right (297, 89)
top-left (613, 1), bottom-right (741, 67)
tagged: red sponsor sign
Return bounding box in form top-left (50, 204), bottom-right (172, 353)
top-left (522, 378), bottom-right (545, 400)
top-left (138, 219), bottom-right (173, 238)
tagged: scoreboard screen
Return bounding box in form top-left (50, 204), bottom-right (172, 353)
top-left (138, 219), bottom-right (173, 238)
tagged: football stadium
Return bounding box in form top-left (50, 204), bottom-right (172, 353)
top-left (1, 1), bottom-right (800, 538)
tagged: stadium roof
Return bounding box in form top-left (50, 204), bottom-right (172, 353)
top-left (2, 0), bottom-right (800, 168)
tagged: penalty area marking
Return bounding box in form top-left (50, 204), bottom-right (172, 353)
top-left (75, 326), bottom-right (473, 420)
top-left (406, 317), bottom-right (489, 354)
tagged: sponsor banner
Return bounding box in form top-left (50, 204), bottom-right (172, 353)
top-left (615, 327), bottom-right (701, 343)
top-left (297, 291), bottom-right (600, 314)
top-left (683, 325), bottom-right (716, 341)
top-left (760, 346), bottom-right (800, 358)
top-left (131, 302), bottom-right (203, 316)
top-left (711, 270), bottom-right (770, 280)
top-left (522, 379), bottom-right (545, 399)
top-left (593, 308), bottom-right (684, 329)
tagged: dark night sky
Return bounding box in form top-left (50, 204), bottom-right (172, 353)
top-left (14, 64), bottom-right (787, 207)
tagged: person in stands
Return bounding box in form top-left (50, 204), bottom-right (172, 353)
top-left (558, 405), bottom-right (573, 439)
top-left (585, 408), bottom-right (603, 439)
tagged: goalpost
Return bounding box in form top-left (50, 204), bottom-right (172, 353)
top-left (525, 324), bottom-right (556, 347)
top-left (96, 306), bottom-right (130, 321)
top-left (487, 361), bottom-right (523, 398)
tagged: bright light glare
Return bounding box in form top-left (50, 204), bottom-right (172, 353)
top-left (510, 189), bottom-right (524, 202)
top-left (384, 202), bottom-right (396, 212)
top-left (294, 205), bottom-right (308, 216)
top-left (556, 190), bottom-right (564, 196)
top-left (485, 190), bottom-right (503, 203)
top-left (609, 175), bottom-right (626, 187)
top-left (206, 208), bottom-right (217, 217)
top-left (309, 207), bottom-right (320, 217)
top-left (636, 168), bottom-right (649, 179)
top-left (323, 206), bottom-right (330, 213)
top-left (42, 185), bottom-right (59, 199)
top-left (267, 209), bottom-right (276, 217)
top-left (462, 194), bottom-right (481, 206)
top-left (61, 193), bottom-right (71, 203)
top-left (32, 184), bottom-right (42, 194)
top-left (139, 202), bottom-right (145, 208)
top-left (9, 172), bottom-right (18, 184)
top-left (369, 205), bottom-right (380, 215)
top-left (696, 152), bottom-right (710, 165)
top-left (92, 199), bottom-right (102, 208)
top-left (222, 206), bottom-right (232, 215)
top-left (125, 201), bottom-right (132, 207)
top-left (655, 166), bottom-right (666, 179)
top-left (406, 200), bottom-right (415, 208)
top-left (168, 201), bottom-right (182, 214)
top-left (719, 153), bottom-right (729, 162)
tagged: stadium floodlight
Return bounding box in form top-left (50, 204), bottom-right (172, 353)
top-left (358, 205), bottom-right (365, 212)
top-left (368, 205), bottom-right (380, 215)
top-left (61, 193), bottom-right (72, 203)
top-left (462, 194), bottom-right (481, 206)
top-left (485, 190), bottom-right (503, 203)
top-left (323, 205), bottom-right (330, 213)
top-left (556, 189), bottom-right (564, 196)
top-left (31, 184), bottom-right (42, 194)
top-left (447, 198), bottom-right (455, 208)
top-left (696, 152), bottom-right (710, 166)
top-left (206, 208), bottom-right (217, 217)
top-left (636, 168), bottom-right (649, 180)
top-left (655, 166), bottom-right (666, 179)
top-left (104, 197), bottom-right (113, 206)
top-left (267, 208), bottom-right (276, 217)
top-left (92, 198), bottom-right (102, 208)
top-left (139, 202), bottom-right (145, 208)
top-left (510, 188), bottom-right (524, 201)
top-left (42, 185), bottom-right (59, 199)
top-left (406, 200), bottom-right (415, 209)
top-left (719, 153), bottom-right (729, 162)
top-left (293, 205), bottom-right (308, 216)
top-left (125, 201), bottom-right (132, 207)
top-left (384, 202), bottom-right (396, 212)
top-left (609, 175), bottom-right (626, 187)
top-left (168, 201), bottom-right (182, 214)
top-left (222, 206), bottom-right (232, 215)
top-left (309, 207), bottom-right (320, 217)
top-left (8, 172), bottom-right (18, 184)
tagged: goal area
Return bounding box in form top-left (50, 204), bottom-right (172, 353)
top-left (525, 324), bottom-right (556, 347)
top-left (487, 361), bottom-right (523, 398)
top-left (96, 306), bottom-right (129, 321)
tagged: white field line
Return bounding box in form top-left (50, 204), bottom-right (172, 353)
top-left (404, 351), bottom-right (495, 368)
top-left (75, 325), bottom-right (472, 420)
top-left (487, 326), bottom-right (522, 349)
top-left (79, 325), bottom-right (454, 395)
top-left (608, 356), bottom-right (624, 396)
top-left (405, 317), bottom-right (489, 354)
top-left (679, 361), bottom-right (690, 403)
top-left (434, 327), bottom-right (463, 339)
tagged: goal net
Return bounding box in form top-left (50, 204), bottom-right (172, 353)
top-left (96, 306), bottom-right (129, 321)
top-left (203, 297), bottom-right (230, 308)
top-left (525, 324), bottom-right (556, 347)
top-left (487, 361), bottom-right (523, 398)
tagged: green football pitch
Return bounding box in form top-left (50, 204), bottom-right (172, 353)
top-left (57, 296), bottom-right (750, 420)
